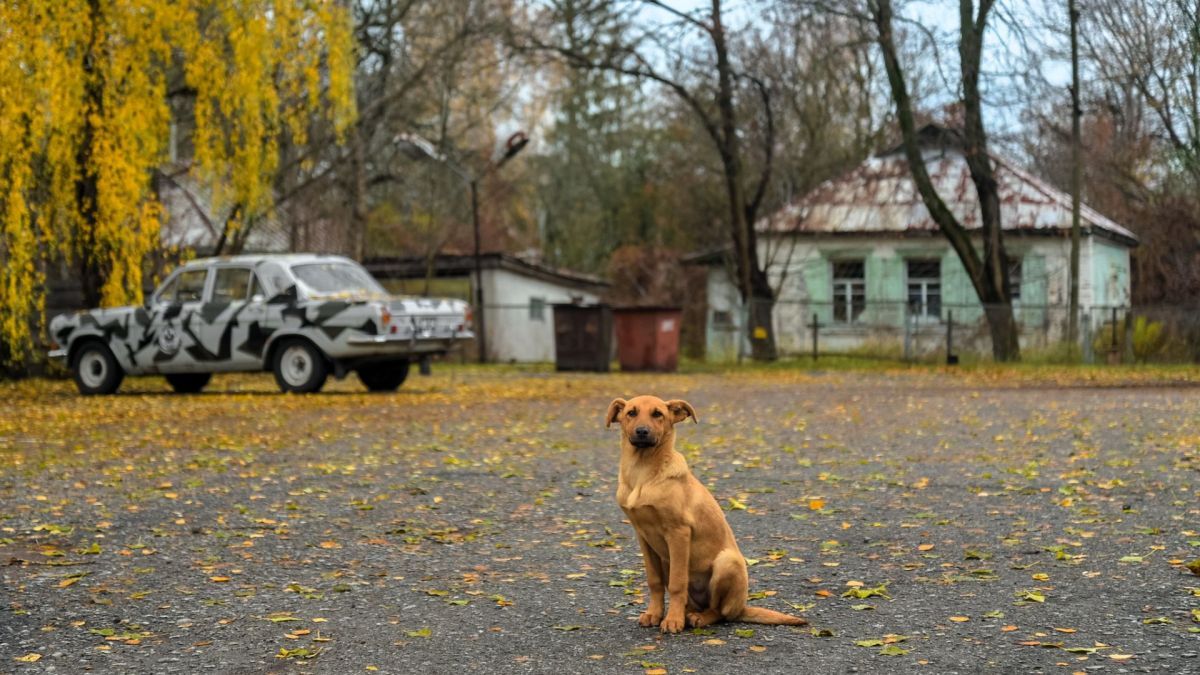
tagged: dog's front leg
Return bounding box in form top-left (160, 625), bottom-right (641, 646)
top-left (660, 527), bottom-right (691, 633)
top-left (636, 536), bottom-right (665, 627)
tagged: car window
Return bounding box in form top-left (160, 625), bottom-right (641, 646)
top-left (255, 262), bottom-right (291, 297)
top-left (291, 262), bottom-right (385, 296)
top-left (212, 268), bottom-right (253, 303)
top-left (155, 275), bottom-right (179, 304)
top-left (174, 269), bottom-right (208, 303)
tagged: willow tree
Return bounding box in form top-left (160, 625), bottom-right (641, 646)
top-left (0, 0), bottom-right (354, 368)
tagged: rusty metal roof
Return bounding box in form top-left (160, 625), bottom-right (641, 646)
top-left (762, 145), bottom-right (1138, 245)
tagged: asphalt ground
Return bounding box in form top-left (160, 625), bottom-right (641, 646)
top-left (1, 366), bottom-right (1198, 674)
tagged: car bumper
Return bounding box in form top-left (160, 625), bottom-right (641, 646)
top-left (346, 330), bottom-right (474, 348)
top-left (48, 348), bottom-right (67, 361)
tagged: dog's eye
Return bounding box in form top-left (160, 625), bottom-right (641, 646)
top-left (626, 409), bottom-right (636, 417)
top-left (651, 410), bottom-right (663, 418)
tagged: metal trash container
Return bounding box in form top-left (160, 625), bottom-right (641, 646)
top-left (552, 303), bottom-right (613, 372)
top-left (613, 306), bottom-right (682, 372)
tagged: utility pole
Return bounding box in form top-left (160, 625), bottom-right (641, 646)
top-left (1068, 0), bottom-right (1082, 351)
top-left (470, 178), bottom-right (486, 364)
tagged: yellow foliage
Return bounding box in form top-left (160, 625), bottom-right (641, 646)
top-left (0, 0), bottom-right (355, 367)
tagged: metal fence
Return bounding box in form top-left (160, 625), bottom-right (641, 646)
top-left (751, 300), bottom-right (1200, 364)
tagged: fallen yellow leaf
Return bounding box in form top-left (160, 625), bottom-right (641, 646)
top-left (15, 653), bottom-right (42, 663)
top-left (949, 616), bottom-right (970, 622)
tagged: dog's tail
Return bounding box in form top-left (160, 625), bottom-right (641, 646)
top-left (736, 606), bottom-right (808, 626)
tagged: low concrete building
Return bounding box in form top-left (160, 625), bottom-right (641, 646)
top-left (366, 254), bottom-right (608, 363)
top-left (701, 125), bottom-right (1139, 360)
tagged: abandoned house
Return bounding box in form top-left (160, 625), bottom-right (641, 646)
top-left (699, 125), bottom-right (1139, 360)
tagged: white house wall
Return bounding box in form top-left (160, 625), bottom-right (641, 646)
top-left (481, 268), bottom-right (602, 362)
top-left (704, 233), bottom-right (1133, 360)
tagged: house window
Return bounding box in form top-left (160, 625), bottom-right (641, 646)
top-left (529, 297), bottom-right (546, 321)
top-left (831, 260), bottom-right (865, 323)
top-left (907, 259), bottom-right (941, 319)
top-left (1008, 258), bottom-right (1022, 302)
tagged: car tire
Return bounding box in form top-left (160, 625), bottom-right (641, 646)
top-left (165, 373), bottom-right (212, 393)
top-left (357, 360), bottom-right (411, 392)
top-left (72, 342), bottom-right (124, 396)
top-left (272, 339), bottom-right (328, 393)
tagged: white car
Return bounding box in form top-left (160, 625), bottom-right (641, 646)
top-left (48, 254), bottom-right (472, 394)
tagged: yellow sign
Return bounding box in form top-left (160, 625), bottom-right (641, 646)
top-left (753, 327), bottom-right (768, 339)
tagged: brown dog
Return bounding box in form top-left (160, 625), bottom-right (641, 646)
top-left (606, 395), bottom-right (806, 633)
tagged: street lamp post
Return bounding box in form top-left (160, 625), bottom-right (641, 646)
top-left (396, 131), bottom-right (528, 364)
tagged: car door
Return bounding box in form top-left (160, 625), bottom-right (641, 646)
top-left (152, 266), bottom-right (211, 373)
top-left (198, 265), bottom-right (267, 371)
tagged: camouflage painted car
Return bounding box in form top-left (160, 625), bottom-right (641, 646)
top-left (48, 254), bottom-right (473, 395)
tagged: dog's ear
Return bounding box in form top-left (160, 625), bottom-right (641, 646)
top-left (605, 398), bottom-right (627, 428)
top-left (666, 399), bottom-right (697, 424)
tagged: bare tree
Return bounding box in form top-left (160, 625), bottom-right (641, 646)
top-left (1082, 0), bottom-right (1200, 181)
top-left (267, 0), bottom-right (524, 263)
top-left (1027, 0), bottom-right (1200, 305)
top-left (525, 0), bottom-right (781, 360)
top-left (864, 0), bottom-right (1020, 361)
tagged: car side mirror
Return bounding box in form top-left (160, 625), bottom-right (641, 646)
top-left (250, 293), bottom-right (265, 304)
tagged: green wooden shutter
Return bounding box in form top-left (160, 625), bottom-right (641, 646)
top-left (866, 254), bottom-right (905, 327)
top-left (800, 255), bottom-right (832, 325)
top-left (941, 250), bottom-right (982, 324)
top-left (1019, 254), bottom-right (1046, 327)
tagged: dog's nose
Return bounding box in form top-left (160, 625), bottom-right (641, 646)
top-left (635, 426), bottom-right (650, 437)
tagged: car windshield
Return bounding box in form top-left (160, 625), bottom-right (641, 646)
top-left (290, 262), bottom-right (386, 298)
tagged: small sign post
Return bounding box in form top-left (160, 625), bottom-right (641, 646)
top-left (810, 313), bottom-right (822, 362)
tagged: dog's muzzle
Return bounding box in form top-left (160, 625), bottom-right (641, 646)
top-left (630, 427), bottom-right (657, 448)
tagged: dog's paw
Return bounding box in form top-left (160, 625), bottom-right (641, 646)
top-left (686, 612), bottom-right (710, 628)
top-left (659, 615), bottom-right (685, 634)
top-left (637, 610), bottom-right (662, 627)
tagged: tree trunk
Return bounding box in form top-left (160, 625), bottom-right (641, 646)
top-left (75, 0), bottom-right (105, 309)
top-left (873, 0), bottom-right (1019, 361)
top-left (747, 268), bottom-right (777, 360)
top-left (959, 0), bottom-right (1019, 361)
top-left (712, 0), bottom-right (776, 360)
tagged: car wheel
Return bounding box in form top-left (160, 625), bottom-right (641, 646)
top-left (72, 342), bottom-right (124, 395)
top-left (357, 360), bottom-right (411, 392)
top-left (165, 373), bottom-right (212, 393)
top-left (272, 339), bottom-right (328, 393)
